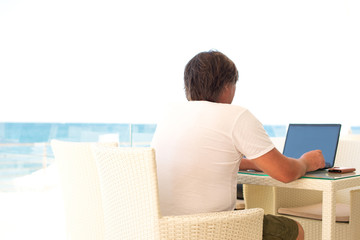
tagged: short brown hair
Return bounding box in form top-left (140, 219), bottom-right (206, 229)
top-left (184, 50), bottom-right (238, 102)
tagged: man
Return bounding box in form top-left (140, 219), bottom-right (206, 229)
top-left (151, 50), bottom-right (325, 240)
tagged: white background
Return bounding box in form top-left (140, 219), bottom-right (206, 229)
top-left (1, 0), bottom-right (359, 128)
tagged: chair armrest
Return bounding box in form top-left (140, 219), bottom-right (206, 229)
top-left (159, 208), bottom-right (264, 240)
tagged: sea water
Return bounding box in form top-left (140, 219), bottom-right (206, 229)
top-left (0, 122), bottom-right (157, 191)
top-left (0, 122), bottom-right (286, 191)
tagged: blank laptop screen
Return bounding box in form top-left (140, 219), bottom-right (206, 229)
top-left (283, 124), bottom-right (341, 168)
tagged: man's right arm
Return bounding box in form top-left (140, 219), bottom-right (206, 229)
top-left (250, 148), bottom-right (325, 183)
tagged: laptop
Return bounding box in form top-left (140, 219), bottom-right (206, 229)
top-left (283, 124), bottom-right (341, 169)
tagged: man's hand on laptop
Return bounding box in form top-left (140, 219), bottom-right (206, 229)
top-left (300, 150), bottom-right (326, 172)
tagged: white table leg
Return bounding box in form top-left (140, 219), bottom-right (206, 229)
top-left (322, 188), bottom-right (336, 240)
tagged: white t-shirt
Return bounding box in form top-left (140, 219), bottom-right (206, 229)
top-left (151, 101), bottom-right (274, 216)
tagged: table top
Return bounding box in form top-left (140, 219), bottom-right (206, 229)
top-left (238, 169), bottom-right (360, 180)
top-left (238, 170), bottom-right (360, 191)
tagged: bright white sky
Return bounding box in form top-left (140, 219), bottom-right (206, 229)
top-left (1, 0), bottom-right (359, 130)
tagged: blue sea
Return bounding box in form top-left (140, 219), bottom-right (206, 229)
top-left (0, 122), bottom-right (290, 191)
top-left (0, 122), bottom-right (157, 191)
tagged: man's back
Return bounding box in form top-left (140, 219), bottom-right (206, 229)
top-left (152, 101), bottom-right (274, 216)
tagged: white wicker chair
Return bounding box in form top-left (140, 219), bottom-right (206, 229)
top-left (93, 146), bottom-right (264, 240)
top-left (51, 140), bottom-right (118, 240)
top-left (244, 138), bottom-right (360, 240)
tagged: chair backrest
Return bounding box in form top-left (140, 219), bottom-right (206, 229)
top-left (335, 138), bottom-right (360, 169)
top-left (334, 139), bottom-right (360, 203)
top-left (51, 140), bottom-right (113, 240)
top-left (93, 146), bottom-right (161, 240)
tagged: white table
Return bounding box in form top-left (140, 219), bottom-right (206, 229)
top-left (238, 171), bottom-right (360, 240)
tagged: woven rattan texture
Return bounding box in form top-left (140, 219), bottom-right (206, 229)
top-left (51, 140), bottom-right (109, 240)
top-left (335, 139), bottom-right (360, 203)
top-left (243, 185), bottom-right (275, 214)
top-left (94, 146), bottom-right (264, 240)
top-left (241, 138), bottom-right (360, 240)
top-left (94, 147), bottom-right (160, 239)
top-left (160, 209), bottom-right (264, 240)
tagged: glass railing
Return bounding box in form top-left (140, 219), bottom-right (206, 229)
top-left (351, 126), bottom-right (360, 134)
top-left (0, 122), bottom-right (157, 191)
top-left (0, 122), bottom-right (288, 191)
top-left (263, 125), bottom-right (287, 137)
